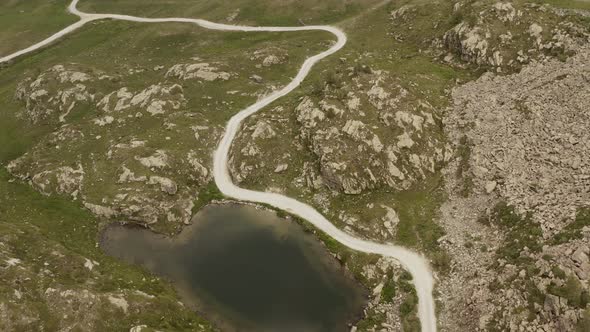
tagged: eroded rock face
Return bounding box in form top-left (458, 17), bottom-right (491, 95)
top-left (444, 23), bottom-right (490, 65)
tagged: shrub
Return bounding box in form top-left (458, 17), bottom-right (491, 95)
top-left (325, 70), bottom-right (342, 88)
top-left (551, 207), bottom-right (590, 245)
top-left (547, 275), bottom-right (586, 309)
top-left (456, 135), bottom-right (473, 197)
top-left (381, 280), bottom-right (396, 302)
top-left (577, 308), bottom-right (590, 332)
top-left (353, 62), bottom-right (372, 76)
top-left (310, 80), bottom-right (325, 97)
top-left (488, 202), bottom-right (542, 264)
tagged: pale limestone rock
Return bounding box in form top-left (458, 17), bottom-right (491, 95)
top-left (5, 258), bottom-right (21, 267)
top-left (485, 181), bottom-right (497, 194)
top-left (274, 164), bottom-right (288, 173)
top-left (251, 120), bottom-right (276, 139)
top-left (347, 96), bottom-right (361, 111)
top-left (84, 203), bottom-right (117, 219)
top-left (396, 132), bottom-right (415, 149)
top-left (130, 325), bottom-right (149, 332)
top-left (93, 115), bottom-right (114, 126)
top-left (381, 205), bottom-right (400, 235)
top-left (108, 295), bottom-right (129, 313)
top-left (148, 176), bottom-right (178, 195)
top-left (262, 55), bottom-right (281, 67)
top-left (493, 2), bottom-right (517, 22)
top-left (137, 150), bottom-right (169, 169)
top-left (118, 166), bottom-right (147, 183)
top-left (342, 120), bottom-right (366, 140)
top-left (187, 152), bottom-right (209, 181)
top-left (166, 63), bottom-right (230, 81)
top-left (296, 97), bottom-right (325, 128)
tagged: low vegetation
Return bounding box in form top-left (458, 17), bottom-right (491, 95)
top-left (551, 207), bottom-right (590, 245)
top-left (80, 0), bottom-right (384, 25)
top-left (547, 274), bottom-right (589, 309)
top-left (479, 202), bottom-right (542, 265)
top-left (0, 168), bottom-right (213, 331)
top-left (0, 0), bottom-right (77, 56)
top-left (456, 135), bottom-right (474, 197)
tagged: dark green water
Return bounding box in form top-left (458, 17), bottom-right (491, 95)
top-left (100, 204), bottom-right (367, 331)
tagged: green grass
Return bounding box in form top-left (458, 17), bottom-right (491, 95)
top-left (481, 202), bottom-right (543, 265)
top-left (393, 177), bottom-right (447, 255)
top-left (578, 308), bottom-right (590, 332)
top-left (0, 168), bottom-right (213, 331)
top-left (397, 272), bottom-right (421, 332)
top-left (456, 136), bottom-right (474, 197)
top-left (80, 0), bottom-right (382, 25)
top-left (193, 180), bottom-right (224, 212)
top-left (547, 275), bottom-right (589, 309)
top-left (0, 0), bottom-right (77, 56)
top-left (381, 270), bottom-right (397, 303)
top-left (0, 16), bottom-right (332, 234)
top-left (551, 207), bottom-right (590, 245)
top-left (532, 0), bottom-right (590, 10)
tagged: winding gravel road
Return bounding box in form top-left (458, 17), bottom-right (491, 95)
top-left (0, 1), bottom-right (437, 331)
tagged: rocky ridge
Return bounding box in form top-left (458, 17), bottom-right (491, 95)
top-left (440, 1), bottom-right (590, 71)
top-left (7, 63), bottom-right (227, 232)
top-left (232, 68), bottom-right (452, 196)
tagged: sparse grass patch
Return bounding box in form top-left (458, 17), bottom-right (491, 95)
top-left (397, 273), bottom-right (421, 332)
top-left (551, 207), bottom-right (590, 245)
top-left (456, 135), bottom-right (474, 197)
top-left (485, 202), bottom-right (542, 264)
top-left (0, 168), bottom-right (212, 330)
top-left (193, 181), bottom-right (224, 211)
top-left (547, 275), bottom-right (589, 309)
top-left (532, 0), bottom-right (590, 11)
top-left (578, 308), bottom-right (590, 332)
top-left (80, 0), bottom-right (384, 25)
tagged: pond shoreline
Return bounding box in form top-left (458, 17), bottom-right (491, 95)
top-left (99, 202), bottom-right (369, 332)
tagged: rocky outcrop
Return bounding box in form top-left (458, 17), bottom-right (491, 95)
top-left (97, 84), bottom-right (186, 116)
top-left (15, 64), bottom-right (96, 123)
top-left (231, 67), bottom-right (451, 201)
top-left (442, 2), bottom-right (590, 70)
top-left (250, 47), bottom-right (287, 68)
top-left (165, 62), bottom-right (231, 81)
top-left (7, 62), bottom-right (229, 232)
top-left (292, 71), bottom-right (448, 195)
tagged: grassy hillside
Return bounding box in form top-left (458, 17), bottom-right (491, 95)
top-left (0, 9), bottom-right (331, 330)
top-left (79, 0), bottom-right (383, 25)
top-left (0, 0), bottom-right (77, 56)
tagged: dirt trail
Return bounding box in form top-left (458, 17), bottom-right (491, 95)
top-left (0, 1), bottom-right (437, 331)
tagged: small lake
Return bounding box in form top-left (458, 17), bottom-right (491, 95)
top-left (101, 203), bottom-right (367, 331)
